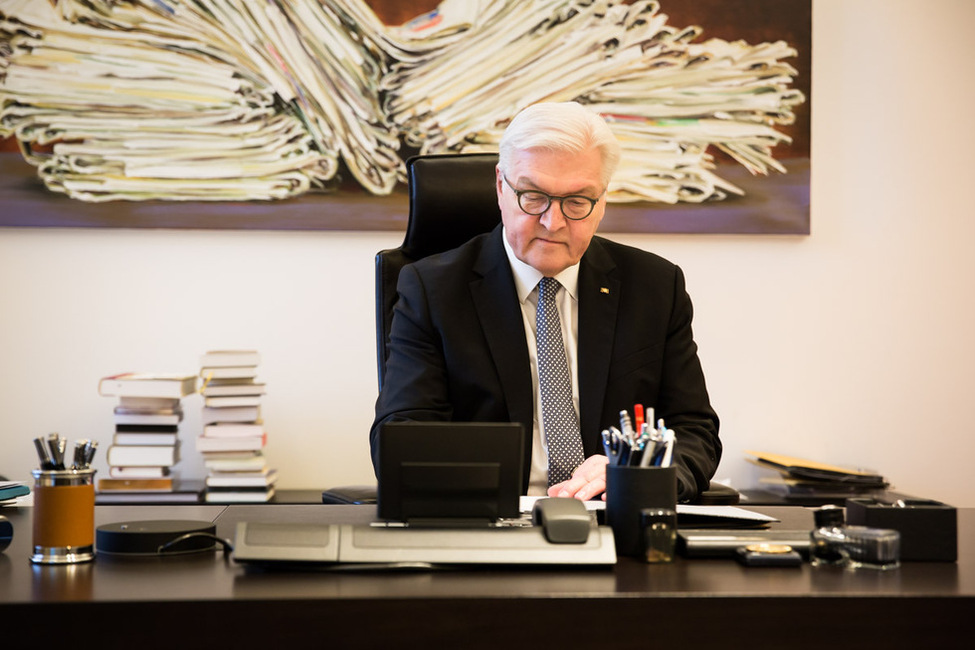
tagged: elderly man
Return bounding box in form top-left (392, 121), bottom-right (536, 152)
top-left (371, 101), bottom-right (720, 502)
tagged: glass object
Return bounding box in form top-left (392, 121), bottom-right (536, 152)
top-left (810, 505), bottom-right (900, 570)
top-left (641, 508), bottom-right (677, 563)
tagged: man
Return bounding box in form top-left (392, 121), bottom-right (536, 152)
top-left (371, 101), bottom-right (720, 502)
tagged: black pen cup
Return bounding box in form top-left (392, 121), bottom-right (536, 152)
top-left (605, 465), bottom-right (677, 558)
top-left (31, 468), bottom-right (96, 565)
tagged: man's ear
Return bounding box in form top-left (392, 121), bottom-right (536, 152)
top-left (495, 165), bottom-right (505, 207)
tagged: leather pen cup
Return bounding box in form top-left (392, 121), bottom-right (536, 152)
top-left (31, 468), bottom-right (96, 565)
top-left (605, 465), bottom-right (677, 558)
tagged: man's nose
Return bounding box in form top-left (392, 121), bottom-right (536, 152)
top-left (539, 200), bottom-right (567, 230)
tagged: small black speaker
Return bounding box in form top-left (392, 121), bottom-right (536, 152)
top-left (96, 520), bottom-right (217, 555)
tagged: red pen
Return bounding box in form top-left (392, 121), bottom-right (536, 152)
top-left (634, 404), bottom-right (644, 434)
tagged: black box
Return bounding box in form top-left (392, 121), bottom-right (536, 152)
top-left (845, 498), bottom-right (957, 562)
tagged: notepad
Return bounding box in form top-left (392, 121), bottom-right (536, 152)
top-left (519, 498), bottom-right (777, 529)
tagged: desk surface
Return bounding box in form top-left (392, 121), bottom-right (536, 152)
top-left (2, 504), bottom-right (973, 649)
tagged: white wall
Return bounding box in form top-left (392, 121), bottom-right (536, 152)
top-left (2, 0), bottom-right (974, 506)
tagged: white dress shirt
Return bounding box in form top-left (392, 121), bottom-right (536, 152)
top-left (501, 228), bottom-right (581, 495)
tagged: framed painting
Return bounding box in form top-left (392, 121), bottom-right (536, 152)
top-left (0, 0), bottom-right (810, 234)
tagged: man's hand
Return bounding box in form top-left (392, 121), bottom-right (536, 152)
top-left (547, 454), bottom-right (609, 501)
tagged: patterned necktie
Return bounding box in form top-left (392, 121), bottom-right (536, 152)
top-left (536, 277), bottom-right (584, 486)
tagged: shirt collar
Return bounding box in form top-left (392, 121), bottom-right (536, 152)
top-left (501, 226), bottom-right (580, 303)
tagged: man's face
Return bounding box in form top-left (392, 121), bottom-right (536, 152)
top-left (497, 147), bottom-right (606, 277)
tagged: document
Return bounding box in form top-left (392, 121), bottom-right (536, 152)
top-left (520, 497), bottom-right (778, 528)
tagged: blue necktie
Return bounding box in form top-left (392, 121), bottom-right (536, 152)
top-left (536, 277), bottom-right (584, 486)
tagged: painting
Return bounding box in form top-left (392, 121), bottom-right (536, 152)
top-left (0, 0), bottom-right (810, 233)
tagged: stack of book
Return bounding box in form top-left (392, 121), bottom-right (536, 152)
top-left (97, 373), bottom-right (203, 503)
top-left (197, 351), bottom-right (277, 503)
top-left (746, 450), bottom-right (890, 503)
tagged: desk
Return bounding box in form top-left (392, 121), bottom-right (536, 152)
top-left (2, 504), bottom-right (973, 649)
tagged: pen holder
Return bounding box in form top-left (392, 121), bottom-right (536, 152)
top-left (606, 465), bottom-right (677, 558)
top-left (31, 468), bottom-right (96, 565)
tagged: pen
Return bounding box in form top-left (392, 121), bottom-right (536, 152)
top-left (84, 440), bottom-right (98, 468)
top-left (72, 439), bottom-right (97, 470)
top-left (34, 437), bottom-right (55, 470)
top-left (34, 434), bottom-right (97, 471)
top-left (619, 409), bottom-right (635, 443)
top-left (658, 428), bottom-right (675, 467)
top-left (47, 433), bottom-right (66, 471)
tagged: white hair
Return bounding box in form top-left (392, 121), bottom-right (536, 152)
top-left (498, 101), bottom-right (621, 187)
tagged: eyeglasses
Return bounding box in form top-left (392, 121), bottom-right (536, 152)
top-left (502, 175), bottom-right (601, 221)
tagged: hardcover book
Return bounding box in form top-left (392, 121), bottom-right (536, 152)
top-left (99, 373), bottom-right (197, 399)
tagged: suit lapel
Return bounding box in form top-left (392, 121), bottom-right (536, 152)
top-left (578, 237), bottom-right (619, 453)
top-left (471, 228), bottom-right (534, 435)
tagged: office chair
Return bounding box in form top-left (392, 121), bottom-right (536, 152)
top-left (375, 153), bottom-right (501, 390)
top-left (362, 152), bottom-right (738, 506)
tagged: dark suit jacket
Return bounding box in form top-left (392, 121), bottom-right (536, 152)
top-left (371, 226), bottom-right (721, 501)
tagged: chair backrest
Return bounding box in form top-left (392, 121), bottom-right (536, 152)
top-left (375, 153), bottom-right (501, 389)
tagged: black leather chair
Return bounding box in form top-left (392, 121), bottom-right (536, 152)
top-left (375, 153), bottom-right (501, 390)
top-left (358, 152), bottom-right (738, 506)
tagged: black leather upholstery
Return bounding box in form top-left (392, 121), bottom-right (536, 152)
top-left (375, 153), bottom-right (501, 389)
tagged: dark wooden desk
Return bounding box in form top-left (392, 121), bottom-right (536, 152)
top-left (2, 504), bottom-right (972, 649)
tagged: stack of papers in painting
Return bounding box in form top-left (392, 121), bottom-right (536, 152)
top-left (746, 450), bottom-right (890, 502)
top-left (97, 372), bottom-right (203, 503)
top-left (0, 0), bottom-right (805, 206)
top-left (197, 351), bottom-right (276, 503)
top-left (381, 0), bottom-right (805, 205)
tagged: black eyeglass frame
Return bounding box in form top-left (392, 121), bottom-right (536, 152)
top-left (502, 175), bottom-right (602, 221)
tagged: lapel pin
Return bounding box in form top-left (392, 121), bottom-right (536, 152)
top-left (600, 287), bottom-right (610, 294)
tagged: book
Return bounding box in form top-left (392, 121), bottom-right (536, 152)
top-left (99, 373), bottom-right (197, 399)
top-left (203, 452), bottom-right (267, 472)
top-left (106, 443), bottom-right (180, 467)
top-left (115, 424), bottom-right (179, 434)
top-left (205, 486), bottom-right (276, 503)
top-left (1, 481), bottom-right (30, 503)
top-left (200, 350), bottom-right (261, 367)
top-left (113, 431), bottom-right (179, 446)
top-left (200, 366), bottom-right (259, 380)
top-left (200, 380), bottom-right (266, 397)
top-left (95, 480), bottom-right (204, 504)
top-left (117, 396), bottom-right (181, 410)
top-left (197, 433), bottom-right (266, 453)
top-left (201, 405), bottom-right (260, 424)
top-left (203, 422), bottom-right (265, 437)
top-left (109, 466), bottom-right (170, 479)
top-left (206, 469), bottom-right (277, 488)
top-left (98, 477), bottom-right (174, 492)
top-left (113, 411), bottom-right (183, 426)
top-left (204, 395), bottom-right (263, 408)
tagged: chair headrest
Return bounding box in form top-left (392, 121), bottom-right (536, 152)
top-left (403, 153), bottom-right (502, 259)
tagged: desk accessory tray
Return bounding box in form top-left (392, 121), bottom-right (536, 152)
top-left (232, 521), bottom-right (616, 567)
top-left (845, 498), bottom-right (957, 562)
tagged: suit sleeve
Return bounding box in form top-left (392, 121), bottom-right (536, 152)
top-left (370, 263), bottom-right (454, 474)
top-left (659, 265), bottom-right (721, 502)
